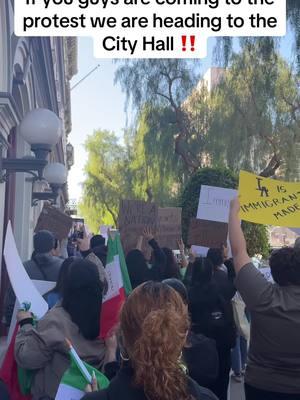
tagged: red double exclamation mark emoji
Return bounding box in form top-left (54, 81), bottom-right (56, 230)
top-left (182, 35), bottom-right (195, 52)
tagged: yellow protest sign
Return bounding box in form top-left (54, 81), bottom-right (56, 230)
top-left (238, 171), bottom-right (300, 227)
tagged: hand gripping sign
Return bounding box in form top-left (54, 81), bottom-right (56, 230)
top-left (15, 0), bottom-right (286, 58)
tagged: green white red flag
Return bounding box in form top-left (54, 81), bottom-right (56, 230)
top-left (55, 345), bottom-right (109, 400)
top-left (100, 232), bottom-right (132, 338)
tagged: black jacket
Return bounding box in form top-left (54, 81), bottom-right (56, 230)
top-left (188, 281), bottom-right (236, 350)
top-left (82, 365), bottom-right (218, 400)
top-left (81, 245), bottom-right (108, 267)
top-left (213, 269), bottom-right (236, 302)
top-left (148, 238), bottom-right (166, 281)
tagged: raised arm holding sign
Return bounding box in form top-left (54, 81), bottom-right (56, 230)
top-left (238, 170), bottom-right (300, 227)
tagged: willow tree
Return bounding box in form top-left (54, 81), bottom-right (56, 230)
top-left (204, 42), bottom-right (300, 178)
top-left (80, 129), bottom-right (134, 230)
top-left (115, 59), bottom-right (202, 172)
top-left (215, 0), bottom-right (300, 72)
top-left (128, 106), bottom-right (183, 203)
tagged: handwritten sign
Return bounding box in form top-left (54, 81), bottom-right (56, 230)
top-left (157, 207), bottom-right (182, 250)
top-left (192, 185), bottom-right (237, 255)
top-left (239, 171), bottom-right (300, 227)
top-left (197, 185), bottom-right (238, 222)
top-left (188, 218), bottom-right (228, 248)
top-left (35, 204), bottom-right (73, 240)
top-left (118, 200), bottom-right (158, 256)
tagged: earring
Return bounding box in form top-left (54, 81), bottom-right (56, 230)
top-left (120, 351), bottom-right (130, 362)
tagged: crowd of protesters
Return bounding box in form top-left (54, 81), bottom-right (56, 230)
top-left (0, 198), bottom-right (300, 400)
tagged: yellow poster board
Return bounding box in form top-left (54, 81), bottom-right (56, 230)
top-left (238, 171), bottom-right (300, 227)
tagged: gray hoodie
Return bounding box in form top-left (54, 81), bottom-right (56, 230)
top-left (4, 253), bottom-right (63, 325)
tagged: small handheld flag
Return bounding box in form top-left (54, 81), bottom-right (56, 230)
top-left (55, 341), bottom-right (109, 400)
top-left (65, 339), bottom-right (92, 384)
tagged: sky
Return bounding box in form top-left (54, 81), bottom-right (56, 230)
top-left (68, 37), bottom-right (216, 202)
top-left (68, 32), bottom-right (294, 203)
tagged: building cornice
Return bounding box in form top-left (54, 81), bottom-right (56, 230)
top-left (0, 92), bottom-right (21, 147)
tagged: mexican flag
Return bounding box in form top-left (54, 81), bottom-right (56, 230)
top-left (100, 232), bottom-right (132, 338)
top-left (55, 354), bottom-right (109, 400)
top-left (0, 325), bottom-right (32, 400)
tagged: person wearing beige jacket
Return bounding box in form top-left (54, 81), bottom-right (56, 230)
top-left (15, 258), bottom-right (107, 400)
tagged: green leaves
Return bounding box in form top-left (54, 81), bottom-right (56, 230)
top-left (80, 129), bottom-right (134, 231)
top-left (205, 43), bottom-right (300, 178)
top-left (180, 167), bottom-right (270, 257)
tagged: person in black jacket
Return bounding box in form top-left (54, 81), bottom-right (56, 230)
top-left (125, 228), bottom-right (166, 288)
top-left (161, 247), bottom-right (182, 280)
top-left (79, 234), bottom-right (108, 266)
top-left (207, 248), bottom-right (236, 301)
top-left (163, 278), bottom-right (219, 388)
top-left (188, 257), bottom-right (236, 400)
top-left (83, 281), bottom-right (218, 400)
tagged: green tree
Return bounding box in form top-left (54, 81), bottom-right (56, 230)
top-left (201, 43), bottom-right (300, 178)
top-left (115, 59), bottom-right (203, 171)
top-left (128, 107), bottom-right (181, 204)
top-left (215, 1), bottom-right (300, 72)
top-left (181, 167), bottom-right (270, 257)
top-left (241, 222), bottom-right (270, 259)
top-left (79, 129), bottom-right (134, 231)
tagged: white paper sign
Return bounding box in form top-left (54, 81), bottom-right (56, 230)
top-left (197, 185), bottom-right (237, 222)
top-left (7, 280), bottom-right (56, 344)
top-left (4, 222), bottom-right (49, 320)
top-left (193, 185), bottom-right (237, 256)
top-left (100, 225), bottom-right (111, 244)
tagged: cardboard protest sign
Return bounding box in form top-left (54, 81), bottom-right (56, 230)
top-left (35, 204), bottom-right (73, 240)
top-left (118, 200), bottom-right (158, 256)
top-left (4, 222), bottom-right (49, 320)
top-left (188, 218), bottom-right (228, 248)
top-left (239, 171), bottom-right (300, 227)
top-left (157, 207), bottom-right (182, 250)
top-left (192, 185), bottom-right (237, 255)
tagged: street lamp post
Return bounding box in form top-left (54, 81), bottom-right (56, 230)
top-left (32, 162), bottom-right (68, 206)
top-left (0, 108), bottom-right (68, 205)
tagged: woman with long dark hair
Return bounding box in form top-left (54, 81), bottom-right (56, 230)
top-left (125, 228), bottom-right (166, 288)
top-left (83, 281), bottom-right (217, 400)
top-left (188, 257), bottom-right (236, 400)
top-left (161, 247), bottom-right (182, 280)
top-left (15, 259), bottom-right (106, 400)
top-left (44, 256), bottom-right (77, 309)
